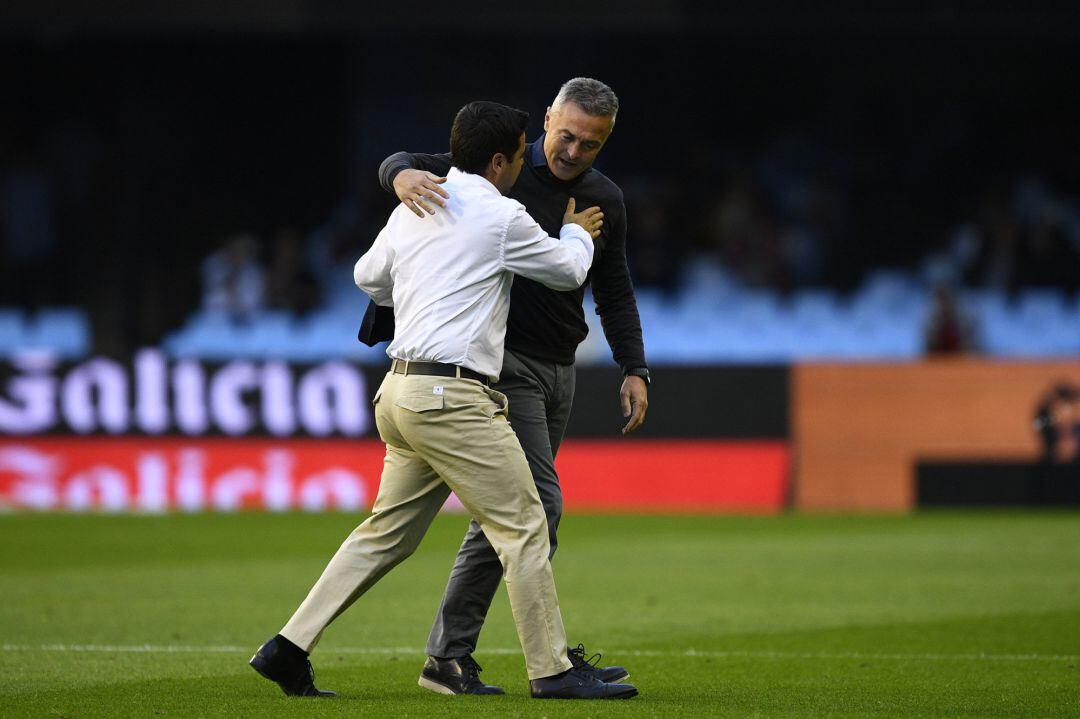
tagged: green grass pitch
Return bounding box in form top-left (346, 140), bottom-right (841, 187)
top-left (1, 511), bottom-right (1078, 718)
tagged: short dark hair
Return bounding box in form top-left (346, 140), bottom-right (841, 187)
top-left (450, 101), bottom-right (529, 175)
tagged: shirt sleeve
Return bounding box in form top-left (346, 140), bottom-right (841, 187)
top-left (352, 223), bottom-right (395, 307)
top-left (378, 151), bottom-right (454, 194)
top-left (501, 205), bottom-right (595, 291)
top-left (590, 191), bottom-right (649, 372)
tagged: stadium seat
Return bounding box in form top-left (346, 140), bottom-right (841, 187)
top-left (165, 310), bottom-right (253, 360)
top-left (246, 311), bottom-right (297, 358)
top-left (162, 270), bottom-right (1075, 364)
top-left (1017, 288), bottom-right (1068, 327)
top-left (0, 308), bottom-right (29, 354)
top-left (790, 289), bottom-right (841, 327)
top-left (25, 308), bottom-right (92, 359)
top-left (301, 308), bottom-right (389, 363)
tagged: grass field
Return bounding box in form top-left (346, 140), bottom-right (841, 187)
top-left (1, 511), bottom-right (1078, 718)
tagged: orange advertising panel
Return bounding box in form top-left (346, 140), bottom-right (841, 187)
top-left (0, 438), bottom-right (789, 513)
top-left (792, 359), bottom-right (1080, 511)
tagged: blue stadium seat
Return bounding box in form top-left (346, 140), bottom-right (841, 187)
top-left (1017, 288), bottom-right (1067, 325)
top-left (247, 311), bottom-right (297, 358)
top-left (300, 308), bottom-right (389, 363)
top-left (630, 288), bottom-right (666, 319)
top-left (324, 272), bottom-right (363, 309)
top-left (25, 308), bottom-right (92, 359)
top-left (790, 289), bottom-right (841, 327)
top-left (980, 313), bottom-right (1041, 357)
top-left (163, 267), bottom-right (1076, 364)
top-left (859, 319), bottom-right (923, 359)
top-left (0, 308), bottom-right (29, 354)
top-left (165, 310), bottom-right (250, 359)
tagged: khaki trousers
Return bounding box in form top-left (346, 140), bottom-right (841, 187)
top-left (280, 370), bottom-right (573, 680)
top-left (427, 349), bottom-right (575, 658)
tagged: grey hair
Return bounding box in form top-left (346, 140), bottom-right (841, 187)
top-left (552, 77), bottom-right (619, 119)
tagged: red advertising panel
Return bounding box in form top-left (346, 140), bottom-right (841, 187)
top-left (0, 438), bottom-right (789, 513)
top-left (0, 438), bottom-right (388, 513)
top-left (557, 440), bottom-right (789, 513)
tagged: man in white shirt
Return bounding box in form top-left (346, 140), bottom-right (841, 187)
top-left (249, 101), bottom-right (638, 701)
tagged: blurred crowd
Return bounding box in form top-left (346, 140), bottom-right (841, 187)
top-left (932, 179), bottom-right (1080, 293)
top-left (3, 105), bottom-right (1080, 358)
top-left (200, 229), bottom-right (320, 320)
top-left (0, 118), bottom-right (101, 311)
top-left (168, 162), bottom-right (1080, 363)
top-left (622, 154), bottom-right (1080, 299)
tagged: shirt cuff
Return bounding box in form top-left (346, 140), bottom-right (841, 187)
top-left (559, 223), bottom-right (591, 242)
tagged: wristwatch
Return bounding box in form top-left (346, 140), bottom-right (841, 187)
top-left (624, 367), bottom-right (651, 386)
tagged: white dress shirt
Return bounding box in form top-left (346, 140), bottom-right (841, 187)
top-left (353, 167), bottom-right (594, 380)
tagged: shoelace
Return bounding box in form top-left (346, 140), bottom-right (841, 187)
top-left (458, 655), bottom-right (484, 683)
top-left (567, 643), bottom-right (602, 670)
top-left (301, 658), bottom-right (320, 694)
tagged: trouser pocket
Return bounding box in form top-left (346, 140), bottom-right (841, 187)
top-left (393, 394), bottom-right (445, 412)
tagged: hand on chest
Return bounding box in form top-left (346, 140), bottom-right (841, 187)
top-left (532, 194), bottom-right (609, 258)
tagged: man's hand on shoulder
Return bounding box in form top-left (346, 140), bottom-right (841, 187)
top-left (620, 375), bottom-right (648, 435)
top-left (394, 169), bottom-right (449, 218)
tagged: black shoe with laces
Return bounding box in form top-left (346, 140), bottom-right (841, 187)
top-left (418, 654), bottom-right (505, 695)
top-left (249, 634), bottom-right (336, 697)
top-left (530, 666), bottom-right (638, 699)
top-left (567, 643), bottom-right (631, 684)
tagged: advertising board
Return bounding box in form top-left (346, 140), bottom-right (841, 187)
top-left (0, 353), bottom-right (791, 513)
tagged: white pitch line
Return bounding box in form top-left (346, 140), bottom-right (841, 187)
top-left (3, 644), bottom-right (1077, 663)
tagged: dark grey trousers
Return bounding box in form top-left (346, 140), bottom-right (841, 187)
top-left (425, 348), bottom-right (576, 659)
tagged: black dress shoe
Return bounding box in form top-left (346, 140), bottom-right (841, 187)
top-left (418, 655), bottom-right (505, 695)
top-left (530, 667), bottom-right (638, 699)
top-left (568, 643), bottom-right (631, 684)
top-left (249, 634), bottom-right (336, 697)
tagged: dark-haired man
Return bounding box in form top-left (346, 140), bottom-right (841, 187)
top-left (250, 101), bottom-right (637, 701)
top-left (374, 77), bottom-right (647, 694)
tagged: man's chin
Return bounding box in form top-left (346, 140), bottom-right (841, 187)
top-left (552, 162), bottom-right (583, 180)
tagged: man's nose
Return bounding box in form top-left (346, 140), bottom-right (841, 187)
top-left (566, 143), bottom-right (580, 160)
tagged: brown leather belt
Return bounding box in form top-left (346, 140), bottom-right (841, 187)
top-left (390, 359), bottom-right (490, 386)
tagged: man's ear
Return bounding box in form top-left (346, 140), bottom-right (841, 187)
top-left (543, 107), bottom-right (552, 131)
top-left (491, 152), bottom-right (507, 173)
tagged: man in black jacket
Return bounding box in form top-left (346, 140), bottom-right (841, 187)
top-left (371, 77), bottom-right (649, 695)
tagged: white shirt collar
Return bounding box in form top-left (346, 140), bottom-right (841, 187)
top-left (448, 166), bottom-right (500, 196)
